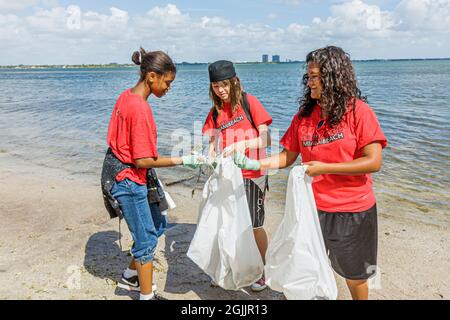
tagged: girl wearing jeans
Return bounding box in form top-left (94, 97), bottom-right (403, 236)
top-left (107, 47), bottom-right (202, 300)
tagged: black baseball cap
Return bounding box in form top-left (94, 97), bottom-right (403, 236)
top-left (208, 60), bottom-right (236, 82)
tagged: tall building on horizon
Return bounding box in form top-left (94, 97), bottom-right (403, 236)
top-left (262, 54), bottom-right (269, 63)
top-left (272, 55), bottom-right (280, 63)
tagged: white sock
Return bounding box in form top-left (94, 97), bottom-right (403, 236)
top-left (140, 292), bottom-right (154, 300)
top-left (124, 267), bottom-right (138, 278)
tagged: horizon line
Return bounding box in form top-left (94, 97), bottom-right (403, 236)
top-left (1, 57), bottom-right (450, 68)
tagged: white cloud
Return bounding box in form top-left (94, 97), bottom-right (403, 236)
top-left (0, 0), bottom-right (58, 13)
top-left (0, 0), bottom-right (37, 13)
top-left (290, 0), bottom-right (397, 41)
top-left (280, 0), bottom-right (449, 58)
top-left (134, 3), bottom-right (189, 32)
top-left (0, 14), bottom-right (24, 41)
top-left (0, 1), bottom-right (449, 65)
top-left (394, 0), bottom-right (450, 32)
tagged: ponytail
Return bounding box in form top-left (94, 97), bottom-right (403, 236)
top-left (131, 47), bottom-right (176, 81)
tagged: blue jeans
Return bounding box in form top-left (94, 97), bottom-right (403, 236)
top-left (111, 178), bottom-right (167, 265)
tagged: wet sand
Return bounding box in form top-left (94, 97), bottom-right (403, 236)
top-left (0, 152), bottom-right (448, 300)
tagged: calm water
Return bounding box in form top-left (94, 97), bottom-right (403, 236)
top-left (0, 61), bottom-right (449, 226)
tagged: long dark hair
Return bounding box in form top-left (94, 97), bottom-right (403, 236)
top-left (209, 76), bottom-right (244, 115)
top-left (298, 46), bottom-right (366, 127)
top-left (131, 47), bottom-right (176, 81)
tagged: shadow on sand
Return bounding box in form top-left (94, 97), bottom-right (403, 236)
top-left (83, 222), bottom-right (284, 300)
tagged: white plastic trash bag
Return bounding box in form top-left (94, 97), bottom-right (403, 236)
top-left (265, 166), bottom-right (337, 300)
top-left (187, 157), bottom-right (264, 290)
top-left (158, 179), bottom-right (176, 216)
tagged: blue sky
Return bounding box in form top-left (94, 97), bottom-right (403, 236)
top-left (51, 0), bottom-right (331, 27)
top-left (16, 0), bottom-right (401, 29)
top-left (1, 0), bottom-right (450, 65)
top-left (52, 1), bottom-right (401, 24)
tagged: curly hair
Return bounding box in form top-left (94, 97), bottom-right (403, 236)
top-left (298, 46), bottom-right (366, 127)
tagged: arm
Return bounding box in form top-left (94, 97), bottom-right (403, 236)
top-left (225, 124), bottom-right (271, 156)
top-left (134, 156), bottom-right (183, 169)
top-left (208, 135), bottom-right (217, 158)
top-left (259, 148), bottom-right (299, 170)
top-left (245, 124), bottom-right (271, 149)
top-left (304, 142), bottom-right (383, 177)
top-left (233, 148), bottom-right (299, 171)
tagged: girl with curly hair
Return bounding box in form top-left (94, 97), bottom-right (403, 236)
top-left (233, 46), bottom-right (387, 300)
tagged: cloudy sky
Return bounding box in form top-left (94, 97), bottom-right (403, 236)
top-left (1, 0), bottom-right (449, 65)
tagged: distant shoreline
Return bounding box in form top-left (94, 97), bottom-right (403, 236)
top-left (1, 58), bottom-right (450, 69)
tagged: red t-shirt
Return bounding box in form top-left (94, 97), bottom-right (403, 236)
top-left (280, 99), bottom-right (387, 212)
top-left (106, 89), bottom-right (159, 185)
top-left (202, 94), bottom-right (272, 179)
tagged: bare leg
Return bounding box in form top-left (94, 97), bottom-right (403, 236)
top-left (346, 279), bottom-right (369, 300)
top-left (253, 228), bottom-right (268, 265)
top-left (135, 261), bottom-right (153, 295)
top-left (129, 258), bottom-right (136, 270)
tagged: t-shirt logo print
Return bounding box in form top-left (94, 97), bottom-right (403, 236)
top-left (302, 131), bottom-right (345, 147)
top-left (218, 114), bottom-right (244, 131)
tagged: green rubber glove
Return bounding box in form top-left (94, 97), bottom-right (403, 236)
top-left (182, 155), bottom-right (203, 169)
top-left (233, 153), bottom-right (261, 170)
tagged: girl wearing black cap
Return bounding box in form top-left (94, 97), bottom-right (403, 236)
top-left (202, 60), bottom-right (273, 292)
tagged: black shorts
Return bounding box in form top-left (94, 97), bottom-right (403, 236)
top-left (244, 177), bottom-right (268, 229)
top-left (318, 204), bottom-right (378, 280)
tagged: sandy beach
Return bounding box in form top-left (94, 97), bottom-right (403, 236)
top-left (0, 152), bottom-right (448, 300)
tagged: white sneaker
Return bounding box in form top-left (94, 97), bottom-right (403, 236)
top-left (119, 272), bottom-right (157, 293)
top-left (251, 277), bottom-right (267, 292)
